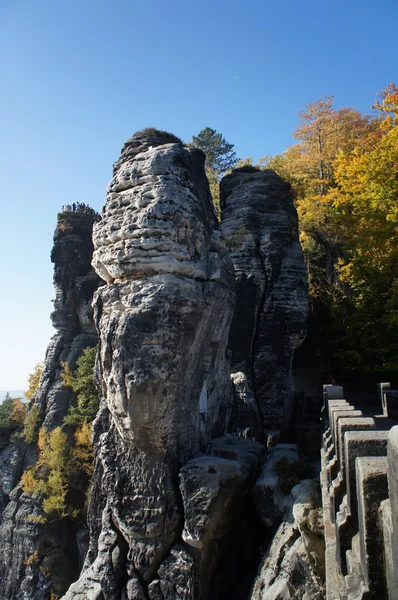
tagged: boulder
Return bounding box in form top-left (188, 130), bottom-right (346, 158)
top-left (253, 443), bottom-right (299, 528)
top-left (250, 479), bottom-right (325, 600)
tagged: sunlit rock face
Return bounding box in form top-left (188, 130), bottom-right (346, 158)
top-left (220, 168), bottom-right (308, 434)
top-left (63, 130), bottom-right (235, 598)
top-left (92, 132), bottom-right (235, 457)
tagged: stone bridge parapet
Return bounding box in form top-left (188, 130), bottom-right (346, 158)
top-left (321, 383), bottom-right (398, 599)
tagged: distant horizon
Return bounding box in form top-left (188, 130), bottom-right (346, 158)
top-left (0, 391), bottom-right (27, 403)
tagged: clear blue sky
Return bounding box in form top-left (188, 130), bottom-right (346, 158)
top-left (0, 0), bottom-right (397, 390)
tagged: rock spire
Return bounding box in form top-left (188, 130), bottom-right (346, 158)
top-left (63, 130), bottom-right (236, 598)
top-left (220, 167), bottom-right (308, 435)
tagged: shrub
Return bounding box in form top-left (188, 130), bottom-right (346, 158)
top-left (273, 458), bottom-right (313, 494)
top-left (22, 423), bottom-right (93, 520)
top-left (22, 427), bottom-right (69, 518)
top-left (27, 514), bottom-right (47, 525)
top-left (225, 225), bottom-right (248, 248)
top-left (21, 468), bottom-right (41, 494)
top-left (24, 551), bottom-right (40, 568)
top-left (232, 165), bottom-right (260, 173)
top-left (71, 422), bottom-right (94, 477)
top-left (136, 128), bottom-right (183, 145)
top-left (23, 404), bottom-right (41, 444)
top-left (62, 346), bottom-right (99, 428)
top-left (11, 399), bottom-right (27, 426)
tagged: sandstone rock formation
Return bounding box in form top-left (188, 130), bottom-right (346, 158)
top-left (0, 206), bottom-right (101, 600)
top-left (250, 479), bottom-right (325, 600)
top-left (0, 131), bottom-right (314, 600)
top-left (62, 130), bottom-right (239, 599)
top-left (220, 168), bottom-right (308, 435)
top-left (253, 443), bottom-right (300, 528)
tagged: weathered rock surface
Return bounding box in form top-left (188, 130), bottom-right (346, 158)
top-left (150, 435), bottom-right (265, 600)
top-left (229, 371), bottom-right (264, 441)
top-left (253, 443), bottom-right (299, 528)
top-left (1, 135), bottom-right (313, 599)
top-left (0, 207), bottom-right (101, 600)
top-left (62, 131), bottom-right (236, 599)
top-left (250, 479), bottom-right (325, 600)
top-left (220, 168), bottom-right (308, 434)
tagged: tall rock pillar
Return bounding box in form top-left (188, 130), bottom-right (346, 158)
top-left (63, 130), bottom-right (235, 599)
top-left (220, 167), bottom-right (308, 434)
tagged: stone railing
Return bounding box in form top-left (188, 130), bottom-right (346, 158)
top-left (321, 383), bottom-right (398, 599)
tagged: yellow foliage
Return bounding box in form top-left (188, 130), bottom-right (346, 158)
top-left (23, 404), bottom-right (41, 444)
top-left (60, 362), bottom-right (74, 388)
top-left (21, 468), bottom-right (40, 494)
top-left (42, 470), bottom-right (68, 516)
top-left (23, 426), bottom-right (70, 517)
top-left (24, 551), bottom-right (40, 567)
top-left (37, 427), bottom-right (68, 473)
top-left (71, 422), bottom-right (94, 476)
top-left (27, 514), bottom-right (47, 525)
top-left (262, 84), bottom-right (398, 372)
top-left (26, 363), bottom-right (44, 400)
top-left (372, 82), bottom-right (398, 129)
top-left (11, 399), bottom-right (26, 426)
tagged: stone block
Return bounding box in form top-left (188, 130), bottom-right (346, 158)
top-left (325, 385), bottom-right (345, 400)
top-left (324, 401), bottom-right (348, 447)
top-left (326, 417), bottom-right (373, 507)
top-left (377, 382), bottom-right (390, 416)
top-left (345, 430), bottom-right (388, 518)
top-left (337, 417), bottom-right (375, 480)
top-left (327, 400), bottom-right (350, 424)
top-left (331, 407), bottom-right (357, 446)
top-left (381, 499), bottom-right (398, 600)
top-left (356, 456), bottom-right (388, 596)
top-left (327, 411), bottom-right (362, 475)
top-left (387, 425), bottom-right (398, 592)
top-left (336, 430), bottom-right (388, 574)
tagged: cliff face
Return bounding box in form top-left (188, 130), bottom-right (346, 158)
top-left (0, 206), bottom-right (101, 600)
top-left (63, 132), bottom-right (239, 599)
top-left (220, 168), bottom-right (308, 435)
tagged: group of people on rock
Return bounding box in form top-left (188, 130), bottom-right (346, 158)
top-left (61, 202), bottom-right (95, 214)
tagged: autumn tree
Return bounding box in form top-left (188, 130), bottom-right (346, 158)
top-left (26, 362), bottom-right (44, 400)
top-left (261, 89), bottom-right (398, 374)
top-left (22, 426), bottom-right (69, 518)
top-left (329, 86), bottom-right (398, 371)
top-left (261, 97), bottom-right (379, 294)
top-left (22, 403), bottom-right (41, 444)
top-left (22, 420), bottom-right (94, 520)
top-left (0, 393), bottom-right (26, 429)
